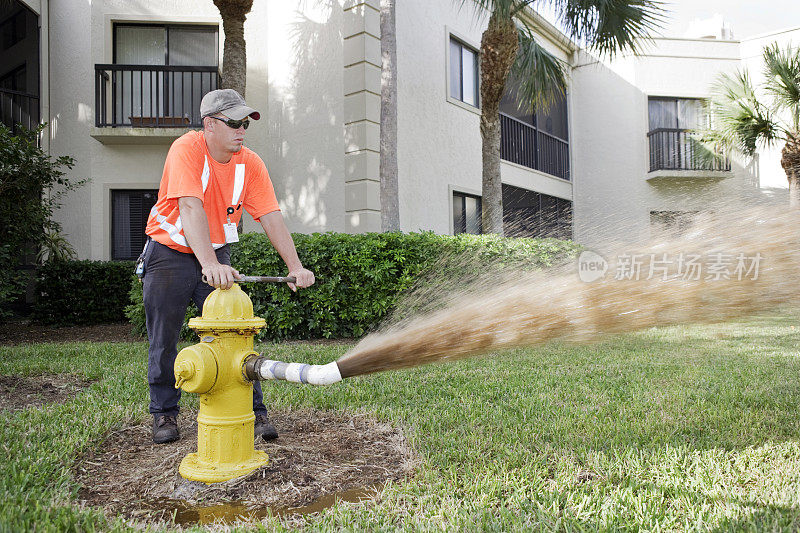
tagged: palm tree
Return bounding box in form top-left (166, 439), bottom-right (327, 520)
top-left (702, 43), bottom-right (800, 206)
top-left (458, 0), bottom-right (664, 235)
top-left (380, 0), bottom-right (400, 232)
top-left (213, 0), bottom-right (253, 97)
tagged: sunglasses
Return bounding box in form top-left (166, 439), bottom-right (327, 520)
top-left (208, 116), bottom-right (250, 130)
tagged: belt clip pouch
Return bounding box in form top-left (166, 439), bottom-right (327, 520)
top-left (135, 239), bottom-right (150, 281)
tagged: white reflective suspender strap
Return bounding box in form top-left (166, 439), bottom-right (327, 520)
top-left (201, 156), bottom-right (210, 193)
top-left (150, 206), bottom-right (225, 249)
top-left (232, 164), bottom-right (245, 205)
top-left (150, 205), bottom-right (188, 248)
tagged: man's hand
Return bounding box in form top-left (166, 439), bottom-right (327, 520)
top-left (202, 262), bottom-right (240, 290)
top-left (287, 267), bottom-right (315, 292)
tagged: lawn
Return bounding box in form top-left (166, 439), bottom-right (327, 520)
top-left (2, 314), bottom-right (800, 531)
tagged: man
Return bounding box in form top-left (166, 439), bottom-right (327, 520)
top-left (141, 89), bottom-right (315, 444)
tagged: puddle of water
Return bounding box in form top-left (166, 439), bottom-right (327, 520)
top-left (150, 485), bottom-right (380, 525)
top-left (273, 485), bottom-right (379, 517)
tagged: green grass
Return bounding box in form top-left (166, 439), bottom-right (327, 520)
top-left (2, 314), bottom-right (800, 531)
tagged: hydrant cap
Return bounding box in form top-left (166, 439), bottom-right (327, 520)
top-left (189, 283), bottom-right (266, 331)
top-left (174, 343), bottom-right (218, 394)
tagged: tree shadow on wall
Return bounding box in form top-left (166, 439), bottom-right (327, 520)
top-left (267, 0), bottom-right (346, 233)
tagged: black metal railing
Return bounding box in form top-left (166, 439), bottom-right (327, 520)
top-left (647, 128), bottom-right (731, 172)
top-left (500, 113), bottom-right (570, 181)
top-left (0, 89), bottom-right (40, 133)
top-left (95, 64), bottom-right (220, 128)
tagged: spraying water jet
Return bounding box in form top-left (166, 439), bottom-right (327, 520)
top-left (176, 206), bottom-right (800, 483)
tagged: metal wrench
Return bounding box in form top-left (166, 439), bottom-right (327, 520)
top-left (202, 275), bottom-right (297, 284)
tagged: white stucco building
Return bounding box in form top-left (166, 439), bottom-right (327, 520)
top-left (1, 0), bottom-right (795, 260)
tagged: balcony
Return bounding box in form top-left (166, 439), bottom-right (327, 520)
top-left (500, 112), bottom-right (569, 181)
top-left (0, 88), bottom-right (40, 134)
top-left (93, 64), bottom-right (219, 143)
top-left (647, 128), bottom-right (731, 177)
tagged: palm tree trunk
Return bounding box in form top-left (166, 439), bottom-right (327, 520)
top-left (380, 0), bottom-right (400, 232)
top-left (479, 11), bottom-right (518, 235)
top-left (213, 0), bottom-right (253, 97)
top-left (780, 132), bottom-right (800, 208)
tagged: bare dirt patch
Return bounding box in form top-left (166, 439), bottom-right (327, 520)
top-left (0, 374), bottom-right (93, 412)
top-left (0, 320), bottom-right (144, 345)
top-left (75, 408), bottom-right (414, 527)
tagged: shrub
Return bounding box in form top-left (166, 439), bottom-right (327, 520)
top-left (0, 244), bottom-right (29, 318)
top-left (33, 260), bottom-right (135, 326)
top-left (127, 232), bottom-right (579, 341)
top-left (0, 124), bottom-right (84, 318)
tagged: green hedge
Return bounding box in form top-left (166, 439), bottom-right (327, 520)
top-left (33, 260), bottom-right (135, 326)
top-left (127, 232), bottom-right (579, 341)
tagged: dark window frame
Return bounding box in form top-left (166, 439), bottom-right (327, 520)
top-left (501, 184), bottom-right (573, 240)
top-left (112, 23), bottom-right (219, 66)
top-left (453, 191), bottom-right (482, 235)
top-left (449, 36), bottom-right (480, 108)
top-left (649, 210), bottom-right (701, 236)
top-left (498, 79), bottom-right (570, 179)
top-left (111, 189), bottom-right (159, 260)
top-left (0, 8), bottom-right (27, 51)
top-left (647, 96), bottom-right (709, 132)
top-left (646, 96), bottom-right (726, 172)
top-left (0, 63), bottom-right (26, 92)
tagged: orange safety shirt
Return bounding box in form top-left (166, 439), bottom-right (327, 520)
top-left (145, 131), bottom-right (280, 254)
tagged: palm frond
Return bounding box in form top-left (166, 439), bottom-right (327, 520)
top-left (37, 229), bottom-right (77, 264)
top-left (691, 103), bottom-right (733, 169)
top-left (762, 42), bottom-right (800, 129)
top-left (508, 25), bottom-right (567, 113)
top-left (707, 70), bottom-right (781, 157)
top-left (549, 0), bottom-right (666, 56)
top-left (511, 0), bottom-right (537, 17)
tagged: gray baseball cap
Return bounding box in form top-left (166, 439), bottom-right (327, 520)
top-left (200, 89), bottom-right (261, 120)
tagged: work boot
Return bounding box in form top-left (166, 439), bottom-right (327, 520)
top-left (254, 413), bottom-right (278, 441)
top-left (152, 415), bottom-right (179, 444)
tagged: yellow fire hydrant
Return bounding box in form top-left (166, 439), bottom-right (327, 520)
top-left (173, 283), bottom-right (268, 483)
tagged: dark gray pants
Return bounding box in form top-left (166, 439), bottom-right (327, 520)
top-left (142, 239), bottom-right (268, 417)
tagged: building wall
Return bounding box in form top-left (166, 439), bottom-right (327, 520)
top-left (571, 37), bottom-right (779, 251)
top-left (49, 0), bottom-right (346, 260)
top-left (43, 1), bottom-right (799, 258)
top-left (571, 52), bottom-right (651, 250)
top-left (395, 0), bottom-right (573, 235)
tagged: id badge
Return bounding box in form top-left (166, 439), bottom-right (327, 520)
top-left (223, 222), bottom-right (239, 243)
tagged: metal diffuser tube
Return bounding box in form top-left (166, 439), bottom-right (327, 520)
top-left (244, 355), bottom-right (342, 386)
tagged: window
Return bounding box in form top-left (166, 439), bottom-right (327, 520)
top-left (648, 97), bottom-right (707, 131)
top-left (114, 24), bottom-right (218, 66)
top-left (500, 78), bottom-right (569, 140)
top-left (0, 9), bottom-right (27, 50)
top-left (0, 64), bottom-right (25, 92)
top-left (650, 210), bottom-right (699, 237)
top-left (110, 24), bottom-right (219, 126)
top-left (112, 190), bottom-right (158, 260)
top-left (453, 192), bottom-right (482, 235)
top-left (449, 37), bottom-right (479, 107)
top-left (502, 184), bottom-right (572, 240)
top-left (646, 97), bottom-right (725, 171)
top-left (498, 79), bottom-right (570, 179)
